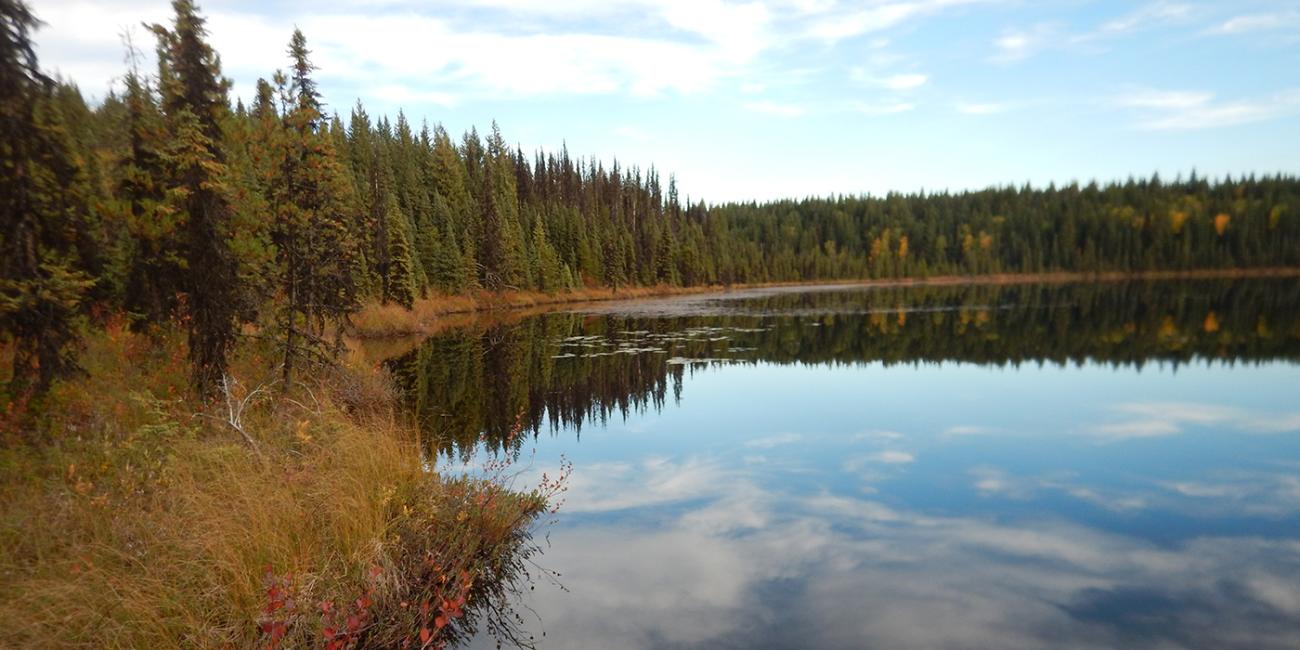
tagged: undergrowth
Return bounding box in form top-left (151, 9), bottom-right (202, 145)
top-left (0, 317), bottom-right (563, 648)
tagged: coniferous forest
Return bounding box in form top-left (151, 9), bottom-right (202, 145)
top-left (5, 1), bottom-right (1300, 647)
top-left (4, 0), bottom-right (1300, 398)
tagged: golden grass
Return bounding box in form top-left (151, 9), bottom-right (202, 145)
top-left (0, 321), bottom-right (550, 648)
top-left (348, 284), bottom-right (728, 339)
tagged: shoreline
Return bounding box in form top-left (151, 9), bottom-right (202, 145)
top-left (348, 267), bottom-right (1300, 340)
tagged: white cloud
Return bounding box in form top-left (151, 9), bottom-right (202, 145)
top-left (1114, 88), bottom-right (1300, 130)
top-left (1089, 419), bottom-right (1181, 440)
top-left (854, 429), bottom-right (906, 442)
top-left (368, 84), bottom-right (459, 108)
top-left (955, 101), bottom-right (1011, 115)
top-left (1087, 400), bottom-right (1300, 440)
top-left (561, 456), bottom-right (734, 513)
top-left (880, 73), bottom-right (928, 90)
top-left (850, 100), bottom-right (915, 115)
top-left (807, 0), bottom-right (993, 44)
top-left (996, 3), bottom-right (1191, 62)
top-left (743, 99), bottom-right (807, 117)
top-left (990, 23), bottom-right (1055, 63)
top-left (31, 0), bottom-right (777, 103)
top-left (1115, 88), bottom-right (1215, 111)
top-left (867, 450), bottom-right (915, 464)
top-left (1205, 11), bottom-right (1300, 35)
top-left (942, 424), bottom-right (990, 436)
top-left (970, 467), bottom-right (1149, 510)
top-left (1088, 1), bottom-right (1192, 39)
top-left (744, 432), bottom-right (804, 448)
top-left (527, 470), bottom-right (1300, 648)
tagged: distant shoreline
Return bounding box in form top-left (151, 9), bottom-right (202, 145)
top-left (348, 267), bottom-right (1300, 340)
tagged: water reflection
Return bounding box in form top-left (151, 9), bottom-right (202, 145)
top-left (385, 279), bottom-right (1300, 648)
top-left (388, 279), bottom-right (1300, 458)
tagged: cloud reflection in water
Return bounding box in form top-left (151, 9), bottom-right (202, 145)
top-left (480, 446), bottom-right (1300, 649)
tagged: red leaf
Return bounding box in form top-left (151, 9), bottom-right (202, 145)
top-left (420, 627), bottom-right (432, 644)
top-left (434, 615), bottom-right (448, 629)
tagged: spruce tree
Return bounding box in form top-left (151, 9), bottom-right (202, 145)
top-left (117, 48), bottom-right (182, 329)
top-left (384, 196), bottom-right (417, 308)
top-left (152, 0), bottom-right (242, 398)
top-left (0, 0), bottom-right (95, 395)
top-left (260, 29), bottom-right (361, 383)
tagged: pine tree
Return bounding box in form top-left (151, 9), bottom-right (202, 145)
top-left (531, 214), bottom-right (563, 291)
top-left (430, 125), bottom-right (477, 284)
top-left (117, 45), bottom-right (182, 329)
top-left (384, 196), bottom-right (417, 308)
top-left (152, 0), bottom-right (243, 398)
top-left (478, 124), bottom-right (525, 289)
top-left (0, 0), bottom-right (96, 395)
top-left (260, 29), bottom-right (361, 383)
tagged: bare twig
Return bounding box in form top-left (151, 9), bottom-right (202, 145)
top-left (195, 373), bottom-right (277, 458)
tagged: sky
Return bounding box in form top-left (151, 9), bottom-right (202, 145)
top-left (29, 0), bottom-right (1300, 203)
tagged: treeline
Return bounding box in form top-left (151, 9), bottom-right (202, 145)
top-left (389, 279), bottom-right (1300, 457)
top-left (4, 0), bottom-right (1300, 398)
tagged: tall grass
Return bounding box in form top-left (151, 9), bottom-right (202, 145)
top-left (0, 319), bottom-right (557, 648)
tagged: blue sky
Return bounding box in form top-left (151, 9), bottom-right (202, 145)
top-left (33, 0), bottom-right (1300, 202)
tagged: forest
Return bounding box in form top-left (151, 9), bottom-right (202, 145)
top-left (4, 1), bottom-right (1300, 646)
top-left (5, 0), bottom-right (1300, 400)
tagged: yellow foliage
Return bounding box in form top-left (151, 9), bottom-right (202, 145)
top-left (1213, 213), bottom-right (1231, 236)
top-left (1158, 315), bottom-right (1178, 338)
top-left (1257, 317), bottom-right (1272, 338)
top-left (978, 232), bottom-right (994, 252)
top-left (1268, 205), bottom-right (1285, 230)
top-left (897, 235), bottom-right (909, 260)
top-left (1169, 210), bottom-right (1189, 234)
top-left (1203, 311), bottom-right (1220, 333)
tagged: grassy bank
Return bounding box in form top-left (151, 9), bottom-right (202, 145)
top-left (348, 284), bottom-right (733, 339)
top-left (349, 267), bottom-right (1300, 339)
top-left (0, 319), bottom-right (558, 648)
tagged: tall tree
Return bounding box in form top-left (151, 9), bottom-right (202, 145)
top-left (117, 42), bottom-right (181, 329)
top-left (261, 29), bottom-right (360, 384)
top-left (0, 0), bottom-right (95, 395)
top-left (151, 0), bottom-right (242, 398)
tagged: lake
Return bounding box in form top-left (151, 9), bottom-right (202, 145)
top-left (384, 278), bottom-right (1300, 649)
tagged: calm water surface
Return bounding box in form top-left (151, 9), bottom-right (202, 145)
top-left (386, 279), bottom-right (1300, 649)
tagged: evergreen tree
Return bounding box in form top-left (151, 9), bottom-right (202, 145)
top-left (117, 46), bottom-right (182, 329)
top-left (531, 214), bottom-right (563, 292)
top-left (260, 30), bottom-right (361, 383)
top-left (151, 0), bottom-right (243, 398)
top-left (0, 0), bottom-right (95, 395)
top-left (384, 195), bottom-right (417, 308)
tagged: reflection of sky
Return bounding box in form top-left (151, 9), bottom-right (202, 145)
top-left (468, 359), bottom-right (1300, 648)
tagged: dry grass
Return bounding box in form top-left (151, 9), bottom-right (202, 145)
top-left (348, 268), bottom-right (1300, 340)
top-left (348, 284), bottom-right (728, 339)
top-left (0, 320), bottom-right (553, 648)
